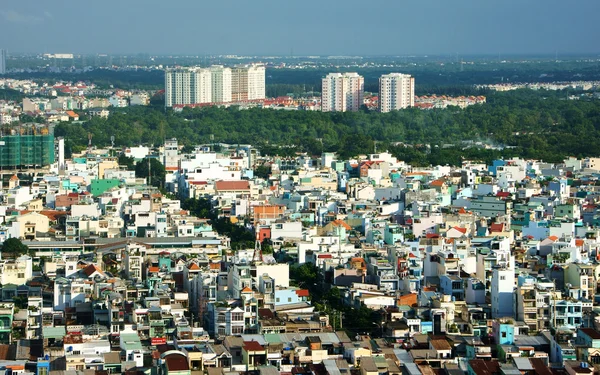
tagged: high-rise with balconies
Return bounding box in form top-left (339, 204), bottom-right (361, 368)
top-left (379, 73), bottom-right (414, 113)
top-left (321, 72), bottom-right (364, 112)
top-left (164, 67), bottom-right (212, 107)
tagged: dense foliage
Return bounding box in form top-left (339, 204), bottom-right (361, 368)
top-left (135, 157), bottom-right (166, 189)
top-left (290, 263), bottom-right (385, 336)
top-left (181, 198), bottom-right (255, 249)
top-left (56, 90), bottom-right (600, 164)
top-left (1, 238), bottom-right (29, 259)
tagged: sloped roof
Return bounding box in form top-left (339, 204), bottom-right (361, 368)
top-left (83, 264), bottom-right (103, 277)
top-left (215, 180), bottom-right (250, 190)
top-left (331, 220), bottom-right (351, 230)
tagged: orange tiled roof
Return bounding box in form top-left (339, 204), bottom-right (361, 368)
top-left (215, 180), bottom-right (250, 191)
top-left (332, 219), bottom-right (351, 230)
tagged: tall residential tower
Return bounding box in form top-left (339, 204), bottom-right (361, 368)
top-left (231, 64), bottom-right (266, 101)
top-left (378, 73), bottom-right (414, 113)
top-left (321, 72), bottom-right (364, 112)
top-left (210, 65), bottom-right (232, 103)
top-left (164, 67), bottom-right (212, 107)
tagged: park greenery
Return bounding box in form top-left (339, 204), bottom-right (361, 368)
top-left (181, 197), bottom-right (255, 249)
top-left (0, 238), bottom-right (29, 259)
top-left (55, 89), bottom-right (600, 165)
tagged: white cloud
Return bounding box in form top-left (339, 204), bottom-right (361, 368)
top-left (0, 10), bottom-right (45, 25)
top-left (44, 11), bottom-right (53, 19)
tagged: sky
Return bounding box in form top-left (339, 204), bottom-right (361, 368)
top-left (1, 0), bottom-right (599, 56)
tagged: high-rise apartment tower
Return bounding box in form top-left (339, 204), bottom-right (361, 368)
top-left (321, 72), bottom-right (364, 112)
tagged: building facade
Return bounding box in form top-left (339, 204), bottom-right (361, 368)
top-left (210, 65), bottom-right (232, 103)
top-left (231, 64), bottom-right (265, 102)
top-left (165, 67), bottom-right (212, 107)
top-left (379, 73), bottom-right (414, 112)
top-left (321, 72), bottom-right (364, 112)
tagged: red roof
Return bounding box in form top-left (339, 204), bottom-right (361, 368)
top-left (148, 266), bottom-right (160, 273)
top-left (318, 254), bottom-right (333, 259)
top-left (489, 223), bottom-right (504, 232)
top-left (426, 233), bottom-right (440, 238)
top-left (188, 263), bottom-right (200, 270)
top-left (165, 354), bottom-right (189, 371)
top-left (215, 180), bottom-right (250, 191)
top-left (452, 226), bottom-right (467, 234)
top-left (295, 289), bottom-right (309, 297)
top-left (244, 341), bottom-right (265, 352)
top-left (83, 264), bottom-right (102, 277)
top-left (189, 181), bottom-right (208, 185)
top-left (496, 191), bottom-right (511, 198)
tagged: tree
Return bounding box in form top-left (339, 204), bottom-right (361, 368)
top-left (118, 155), bottom-right (136, 170)
top-left (1, 238), bottom-right (29, 259)
top-left (254, 165), bottom-right (271, 179)
top-left (135, 158), bottom-right (166, 189)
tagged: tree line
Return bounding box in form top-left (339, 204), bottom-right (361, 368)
top-left (54, 89), bottom-right (600, 165)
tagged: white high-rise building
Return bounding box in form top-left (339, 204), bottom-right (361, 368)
top-left (231, 64), bottom-right (265, 102)
top-left (210, 65), bottom-right (232, 103)
top-left (491, 267), bottom-right (515, 319)
top-left (164, 67), bottom-right (212, 107)
top-left (321, 72), bottom-right (364, 112)
top-left (379, 73), bottom-right (414, 113)
top-left (0, 49), bottom-right (6, 75)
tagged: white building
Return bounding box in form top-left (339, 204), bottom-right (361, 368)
top-left (165, 67), bottom-right (212, 107)
top-left (210, 65), bottom-right (232, 103)
top-left (109, 95), bottom-right (128, 108)
top-left (491, 267), bottom-right (514, 319)
top-left (231, 64), bottom-right (265, 101)
top-left (321, 72), bottom-right (364, 112)
top-left (379, 73), bottom-right (415, 112)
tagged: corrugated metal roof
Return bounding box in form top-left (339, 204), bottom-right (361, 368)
top-left (42, 326), bottom-right (66, 339)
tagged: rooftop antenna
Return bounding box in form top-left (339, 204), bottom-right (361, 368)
top-left (88, 133), bottom-right (92, 152)
top-left (110, 135), bottom-right (115, 149)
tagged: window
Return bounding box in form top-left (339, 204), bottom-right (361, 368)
top-left (502, 332), bottom-right (507, 338)
top-left (276, 298), bottom-right (280, 303)
top-left (231, 312), bottom-right (243, 321)
top-left (232, 325), bottom-right (244, 334)
top-left (500, 276), bottom-right (506, 281)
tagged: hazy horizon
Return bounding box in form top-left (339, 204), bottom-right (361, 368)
top-left (1, 0), bottom-right (599, 56)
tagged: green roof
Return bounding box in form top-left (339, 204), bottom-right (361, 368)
top-left (263, 333), bottom-right (283, 344)
top-left (120, 333), bottom-right (143, 350)
top-left (43, 326), bottom-right (66, 339)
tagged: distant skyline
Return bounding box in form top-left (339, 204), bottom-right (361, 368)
top-left (1, 0), bottom-right (599, 56)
